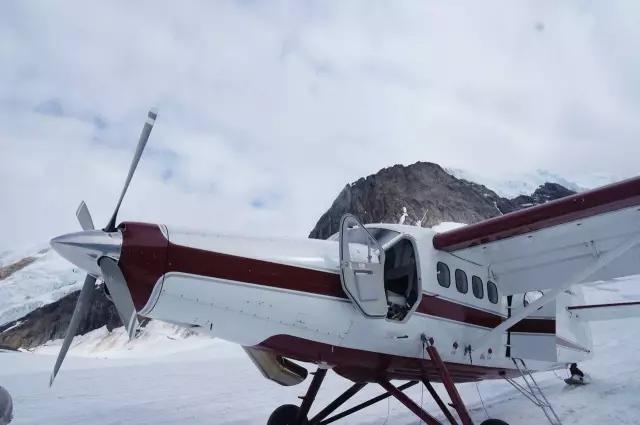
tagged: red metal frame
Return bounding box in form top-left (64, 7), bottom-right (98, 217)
top-left (314, 381), bottom-right (418, 424)
top-left (426, 345), bottom-right (474, 425)
top-left (377, 380), bottom-right (442, 425)
top-left (294, 353), bottom-right (477, 425)
top-left (421, 378), bottom-right (459, 425)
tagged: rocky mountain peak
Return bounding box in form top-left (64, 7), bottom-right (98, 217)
top-left (309, 162), bottom-right (576, 239)
top-left (509, 183), bottom-right (576, 210)
top-left (0, 257), bottom-right (37, 281)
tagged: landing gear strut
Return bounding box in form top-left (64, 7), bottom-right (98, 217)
top-left (267, 344), bottom-right (510, 425)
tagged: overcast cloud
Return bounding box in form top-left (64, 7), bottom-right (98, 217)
top-left (1, 1), bottom-right (640, 250)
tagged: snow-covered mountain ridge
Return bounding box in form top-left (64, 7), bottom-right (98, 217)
top-left (445, 167), bottom-right (626, 198)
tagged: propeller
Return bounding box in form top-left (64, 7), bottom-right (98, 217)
top-left (50, 274), bottom-right (97, 386)
top-left (104, 108), bottom-right (157, 232)
top-left (99, 256), bottom-right (139, 339)
top-left (75, 201), bottom-right (94, 231)
top-left (49, 108), bottom-right (158, 386)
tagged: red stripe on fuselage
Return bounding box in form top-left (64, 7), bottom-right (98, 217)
top-left (119, 222), bottom-right (555, 334)
top-left (166, 239), bottom-right (345, 299)
top-left (509, 317), bottom-right (556, 334)
top-left (418, 294), bottom-right (502, 328)
top-left (416, 295), bottom-right (555, 334)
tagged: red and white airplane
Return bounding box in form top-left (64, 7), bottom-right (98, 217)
top-left (49, 110), bottom-right (640, 425)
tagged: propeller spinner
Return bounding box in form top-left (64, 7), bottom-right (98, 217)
top-left (48, 108), bottom-right (158, 385)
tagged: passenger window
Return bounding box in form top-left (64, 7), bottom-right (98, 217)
top-left (472, 276), bottom-right (484, 299)
top-left (487, 281), bottom-right (499, 304)
top-left (436, 262), bottom-right (450, 288)
top-left (455, 269), bottom-right (468, 294)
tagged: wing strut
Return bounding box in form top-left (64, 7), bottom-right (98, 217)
top-left (472, 233), bottom-right (640, 355)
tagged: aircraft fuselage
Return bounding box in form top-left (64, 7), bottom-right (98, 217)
top-left (103, 221), bottom-right (592, 383)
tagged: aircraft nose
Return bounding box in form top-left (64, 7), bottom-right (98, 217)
top-left (50, 230), bottom-right (123, 277)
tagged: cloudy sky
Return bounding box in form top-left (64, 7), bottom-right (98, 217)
top-left (1, 1), bottom-right (640, 250)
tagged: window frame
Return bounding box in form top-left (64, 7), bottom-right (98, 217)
top-left (487, 281), bottom-right (499, 304)
top-left (436, 262), bottom-right (450, 288)
top-left (472, 275), bottom-right (484, 299)
top-left (454, 269), bottom-right (468, 294)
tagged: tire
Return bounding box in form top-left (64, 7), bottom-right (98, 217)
top-left (267, 404), bottom-right (307, 425)
top-left (480, 420), bottom-right (509, 425)
top-left (0, 385), bottom-right (12, 425)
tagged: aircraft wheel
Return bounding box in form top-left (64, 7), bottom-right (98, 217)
top-left (480, 420), bottom-right (509, 425)
top-left (267, 404), bottom-right (308, 425)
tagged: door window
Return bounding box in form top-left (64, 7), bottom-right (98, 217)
top-left (339, 214), bottom-right (387, 318)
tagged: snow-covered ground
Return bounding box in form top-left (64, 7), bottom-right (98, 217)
top-left (2, 277), bottom-right (640, 424)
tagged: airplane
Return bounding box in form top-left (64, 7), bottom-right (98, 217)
top-left (48, 109), bottom-right (640, 425)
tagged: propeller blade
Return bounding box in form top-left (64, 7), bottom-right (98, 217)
top-left (98, 256), bottom-right (139, 339)
top-left (50, 274), bottom-right (97, 386)
top-left (75, 201), bottom-right (95, 231)
top-left (104, 108), bottom-right (158, 232)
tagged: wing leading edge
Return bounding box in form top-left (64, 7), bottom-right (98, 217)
top-left (433, 176), bottom-right (640, 294)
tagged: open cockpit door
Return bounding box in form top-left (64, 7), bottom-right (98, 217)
top-left (339, 214), bottom-right (387, 318)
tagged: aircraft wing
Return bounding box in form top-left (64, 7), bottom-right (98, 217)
top-left (433, 176), bottom-right (640, 295)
